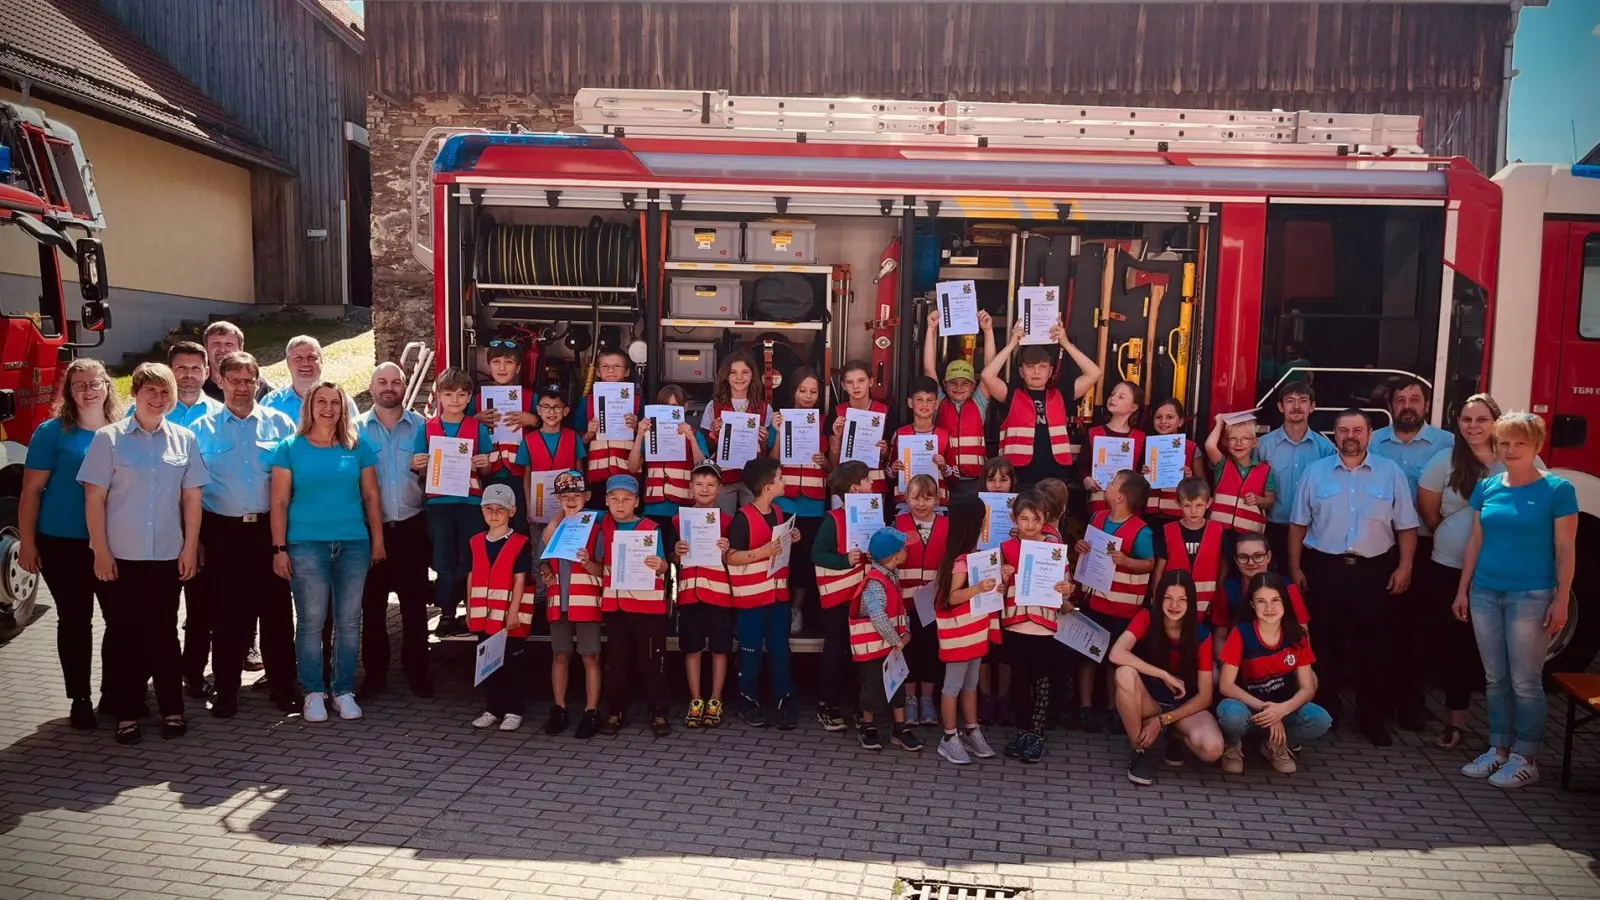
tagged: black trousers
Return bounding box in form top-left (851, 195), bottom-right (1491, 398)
top-left (1301, 548), bottom-right (1394, 728)
top-left (180, 565), bottom-right (212, 684)
top-left (36, 534), bottom-right (110, 702)
top-left (905, 604), bottom-right (943, 685)
top-left (1391, 537), bottom-right (1433, 717)
top-left (1423, 556), bottom-right (1483, 712)
top-left (819, 603), bottom-right (856, 710)
top-left (1265, 523), bottom-right (1293, 572)
top-left (100, 559), bottom-right (184, 721)
top-left (360, 514), bottom-right (433, 686)
top-left (603, 611), bottom-right (667, 715)
top-left (202, 513), bottom-right (296, 703)
top-left (480, 633), bottom-right (530, 716)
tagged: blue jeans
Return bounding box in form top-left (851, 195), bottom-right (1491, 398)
top-left (426, 503), bottom-right (487, 618)
top-left (736, 602), bottom-right (793, 704)
top-left (1469, 586), bottom-right (1554, 756)
top-left (289, 540), bottom-right (371, 696)
top-left (1217, 699), bottom-right (1333, 746)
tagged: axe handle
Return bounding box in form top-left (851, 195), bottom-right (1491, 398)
top-left (1093, 248), bottom-right (1115, 410)
top-left (1142, 283), bottom-right (1165, 407)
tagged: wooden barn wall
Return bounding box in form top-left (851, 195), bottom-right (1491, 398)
top-left (97, 0), bottom-right (368, 308)
top-left (368, 1), bottom-right (1510, 170)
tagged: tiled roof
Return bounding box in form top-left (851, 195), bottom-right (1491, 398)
top-left (0, 0), bottom-right (285, 170)
top-left (314, 0), bottom-right (365, 44)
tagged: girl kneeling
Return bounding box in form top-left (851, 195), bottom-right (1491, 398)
top-left (1217, 572), bottom-right (1331, 774)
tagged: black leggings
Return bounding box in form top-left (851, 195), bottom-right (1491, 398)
top-left (1427, 557), bottom-right (1483, 712)
top-left (37, 534), bottom-right (110, 702)
top-left (1007, 631), bottom-right (1057, 737)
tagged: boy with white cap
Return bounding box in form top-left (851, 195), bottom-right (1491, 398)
top-left (466, 484), bottom-right (532, 731)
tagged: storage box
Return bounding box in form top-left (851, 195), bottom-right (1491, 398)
top-left (662, 342), bottom-right (718, 383)
top-left (668, 220), bottom-right (741, 261)
top-left (668, 277), bottom-right (742, 319)
top-left (746, 220), bottom-right (818, 263)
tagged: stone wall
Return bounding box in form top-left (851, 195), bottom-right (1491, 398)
top-left (367, 93), bottom-right (571, 366)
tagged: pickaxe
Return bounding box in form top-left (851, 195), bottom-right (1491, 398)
top-left (1081, 238), bottom-right (1145, 414)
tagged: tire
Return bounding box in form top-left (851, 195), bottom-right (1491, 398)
top-left (0, 493), bottom-right (38, 641)
top-left (1546, 516), bottom-right (1599, 675)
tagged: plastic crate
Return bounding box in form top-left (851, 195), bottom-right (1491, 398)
top-left (746, 220), bottom-right (817, 263)
top-left (668, 277), bottom-right (742, 319)
top-left (668, 220), bottom-right (740, 261)
top-left (662, 342), bottom-right (718, 383)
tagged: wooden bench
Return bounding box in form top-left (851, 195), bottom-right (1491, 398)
top-left (1554, 672), bottom-right (1600, 790)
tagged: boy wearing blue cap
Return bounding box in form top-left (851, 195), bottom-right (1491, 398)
top-left (582, 473), bottom-right (671, 737)
top-left (852, 527), bottom-right (924, 752)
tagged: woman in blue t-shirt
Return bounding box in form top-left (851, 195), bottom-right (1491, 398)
top-left (270, 382), bottom-right (384, 725)
top-left (1454, 412), bottom-right (1578, 789)
top-left (17, 359), bottom-right (119, 730)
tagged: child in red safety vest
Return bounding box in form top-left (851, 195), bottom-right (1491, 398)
top-left (411, 367), bottom-right (494, 637)
top-left (577, 347), bottom-right (641, 499)
top-left (979, 456), bottom-right (1018, 726)
top-left (1150, 477), bottom-right (1234, 639)
top-left (726, 458), bottom-right (802, 729)
top-left (466, 484), bottom-right (532, 732)
top-left (1075, 471), bottom-right (1157, 733)
top-left (828, 359), bottom-right (891, 497)
top-left (518, 389), bottom-right (585, 608)
top-left (674, 462), bottom-right (733, 729)
top-left (931, 497), bottom-right (1002, 766)
top-left (889, 376), bottom-right (954, 510)
top-left (769, 366), bottom-right (829, 639)
top-left (851, 527), bottom-right (924, 753)
top-left (998, 492), bottom-right (1077, 763)
top-left (629, 382), bottom-right (710, 612)
top-left (1080, 380), bottom-right (1147, 517)
top-left (1144, 398), bottom-right (1202, 524)
top-left (583, 474), bottom-right (670, 737)
top-left (536, 470), bottom-right (604, 739)
top-left (979, 319), bottom-right (1102, 491)
top-left (472, 340), bottom-right (538, 535)
top-left (703, 349), bottom-right (771, 515)
top-left (811, 461), bottom-right (874, 732)
top-left (1204, 412), bottom-right (1277, 533)
top-left (895, 474), bottom-right (948, 727)
top-left (922, 307), bottom-right (998, 505)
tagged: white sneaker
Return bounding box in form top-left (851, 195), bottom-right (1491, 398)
top-left (919, 695), bottom-right (938, 726)
top-left (904, 694), bottom-right (919, 725)
top-left (937, 733), bottom-right (971, 765)
top-left (789, 607), bottom-right (804, 636)
top-left (1461, 748), bottom-right (1509, 779)
top-left (471, 711), bottom-right (500, 729)
top-left (961, 727), bottom-right (997, 759)
top-left (302, 694), bottom-right (328, 723)
top-left (1487, 753), bottom-right (1539, 789)
top-left (331, 693), bottom-right (363, 720)
top-left (499, 714), bottom-right (524, 732)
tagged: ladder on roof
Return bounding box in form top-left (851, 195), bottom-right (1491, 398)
top-left (572, 89), bottom-right (1424, 156)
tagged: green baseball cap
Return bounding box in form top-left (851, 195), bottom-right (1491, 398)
top-left (943, 360), bottom-right (976, 384)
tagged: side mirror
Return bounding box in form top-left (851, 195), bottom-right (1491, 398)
top-left (75, 238), bottom-right (107, 302)
top-left (80, 299), bottom-right (110, 332)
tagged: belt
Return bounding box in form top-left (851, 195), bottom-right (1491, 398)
top-left (205, 511), bottom-right (266, 523)
top-left (1318, 550), bottom-right (1386, 566)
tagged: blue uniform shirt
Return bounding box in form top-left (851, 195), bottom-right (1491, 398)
top-left (1256, 427), bottom-right (1337, 525)
top-left (189, 404), bottom-right (296, 516)
top-left (76, 416), bottom-right (211, 560)
top-left (356, 407), bottom-right (427, 523)
top-left (24, 418), bottom-right (96, 540)
top-left (1290, 452), bottom-right (1419, 558)
top-left (1371, 423), bottom-right (1452, 536)
top-left (261, 384), bottom-right (359, 427)
top-left (1469, 472), bottom-right (1579, 592)
top-left (271, 435), bottom-right (378, 543)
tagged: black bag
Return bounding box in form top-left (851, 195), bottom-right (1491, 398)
top-left (747, 273), bottom-right (817, 322)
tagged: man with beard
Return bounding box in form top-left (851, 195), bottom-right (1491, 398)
top-left (261, 335), bottom-right (358, 425)
top-left (1256, 382), bottom-right (1336, 565)
top-left (201, 321), bottom-right (274, 403)
top-left (353, 363), bottom-right (435, 699)
top-left (1288, 409), bottom-right (1418, 746)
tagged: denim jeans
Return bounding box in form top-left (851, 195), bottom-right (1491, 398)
top-left (426, 504), bottom-right (487, 618)
top-left (736, 602), bottom-right (793, 703)
top-left (1217, 699), bottom-right (1333, 746)
top-left (289, 540), bottom-right (371, 696)
top-left (1469, 586), bottom-right (1554, 756)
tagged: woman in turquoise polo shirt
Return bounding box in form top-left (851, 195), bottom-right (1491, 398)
top-left (17, 359), bottom-right (119, 730)
top-left (1454, 412), bottom-right (1578, 789)
top-left (270, 382), bottom-right (385, 725)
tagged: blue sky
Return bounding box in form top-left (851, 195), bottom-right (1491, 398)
top-left (1508, 0), bottom-right (1600, 163)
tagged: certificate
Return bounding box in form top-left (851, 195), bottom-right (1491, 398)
top-left (1091, 435), bottom-right (1137, 488)
top-left (779, 408), bottom-right (822, 466)
top-left (896, 433), bottom-right (940, 494)
top-left (841, 407), bottom-right (886, 468)
top-left (1054, 610), bottom-right (1112, 663)
top-left (882, 647), bottom-right (910, 701)
top-left (681, 506), bottom-right (724, 568)
top-left (1073, 524), bottom-right (1118, 596)
top-left (426, 435), bottom-right (475, 497)
top-left (843, 494), bottom-right (885, 553)
top-left (479, 385), bottom-right (523, 446)
top-left (1017, 539), bottom-right (1068, 608)
top-left (1146, 434), bottom-right (1187, 490)
top-left (767, 517), bottom-right (796, 576)
top-left (716, 411), bottom-right (762, 470)
top-left (609, 530), bottom-right (658, 591)
top-left (527, 469), bottom-right (564, 524)
top-left (593, 382), bottom-right (634, 441)
top-left (978, 492), bottom-right (1017, 551)
top-left (966, 548), bottom-right (1004, 616)
top-left (540, 511), bottom-right (599, 561)
top-left (643, 404), bottom-right (687, 462)
top-left (936, 280), bottom-right (980, 336)
top-left (473, 629), bottom-right (507, 686)
top-left (1018, 285), bottom-right (1060, 345)
top-left (912, 583), bottom-right (937, 627)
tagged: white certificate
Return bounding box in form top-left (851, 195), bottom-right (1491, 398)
top-left (779, 408), bottom-right (822, 466)
top-left (966, 548), bottom-right (1005, 616)
top-left (1018, 285), bottom-right (1060, 345)
top-left (896, 433), bottom-right (940, 494)
top-left (681, 506), bottom-right (724, 568)
top-left (426, 435), bottom-right (475, 497)
top-left (479, 385), bottom-right (524, 446)
top-left (1146, 434), bottom-right (1187, 490)
top-left (609, 529), bottom-right (658, 591)
top-left (473, 629), bottom-right (507, 686)
top-left (716, 411), bottom-right (762, 470)
top-left (1091, 435), bottom-right (1137, 488)
top-left (593, 382), bottom-right (635, 441)
top-left (913, 583), bottom-right (937, 627)
top-left (1074, 524), bottom-right (1118, 596)
top-left (1017, 538), bottom-right (1069, 607)
top-left (767, 517), bottom-right (796, 576)
top-left (540, 511), bottom-right (599, 561)
top-left (841, 407), bottom-right (886, 468)
top-left (643, 404), bottom-right (687, 462)
top-left (843, 494), bottom-right (885, 553)
top-left (527, 469), bottom-right (564, 524)
top-left (936, 280), bottom-right (980, 336)
top-left (978, 492), bottom-right (1017, 551)
top-left (882, 646), bottom-right (911, 700)
top-left (1053, 610), bottom-right (1112, 663)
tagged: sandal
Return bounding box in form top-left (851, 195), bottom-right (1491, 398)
top-left (1435, 724), bottom-right (1465, 750)
top-left (114, 722), bottom-right (142, 745)
top-left (161, 715), bottom-right (188, 739)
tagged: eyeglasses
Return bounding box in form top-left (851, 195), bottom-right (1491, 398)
top-left (489, 339), bottom-right (519, 350)
top-left (223, 376), bottom-right (258, 388)
top-left (69, 380), bottom-right (106, 394)
top-left (1235, 552), bottom-right (1270, 566)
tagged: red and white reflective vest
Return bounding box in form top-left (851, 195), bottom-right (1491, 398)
top-left (779, 408), bottom-right (827, 501)
top-left (467, 531), bottom-right (532, 638)
top-left (998, 386), bottom-right (1073, 467)
top-left (583, 385), bottom-right (639, 485)
top-left (833, 401), bottom-right (890, 495)
top-left (425, 417), bottom-right (484, 497)
top-left (521, 427), bottom-right (581, 474)
top-left (1148, 439), bottom-right (1202, 518)
top-left (1086, 511), bottom-right (1152, 618)
top-left (481, 387), bottom-right (532, 479)
top-left (1160, 519), bottom-right (1225, 615)
top-left (710, 399), bottom-right (770, 484)
top-left (894, 512), bottom-right (949, 596)
top-left (814, 508), bottom-right (865, 609)
top-left (727, 504), bottom-right (791, 609)
top-left (935, 396), bottom-right (987, 479)
top-left (673, 507), bottom-right (732, 608)
top-left (643, 436), bottom-right (696, 506)
top-left (1211, 460), bottom-right (1271, 534)
top-left (542, 514), bottom-right (603, 623)
top-left (1085, 425), bottom-right (1147, 515)
top-left (891, 425), bottom-right (952, 507)
top-left (936, 583), bottom-right (1001, 663)
top-left (999, 537), bottom-right (1066, 633)
top-left (848, 568), bottom-right (908, 662)
top-left (597, 516), bottom-right (667, 615)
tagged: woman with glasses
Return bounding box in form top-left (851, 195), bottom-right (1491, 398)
top-left (17, 359), bottom-right (120, 730)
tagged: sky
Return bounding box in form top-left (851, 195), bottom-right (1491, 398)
top-left (1508, 0), bottom-right (1599, 164)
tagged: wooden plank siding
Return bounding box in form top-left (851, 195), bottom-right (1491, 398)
top-left (96, 0), bottom-right (367, 309)
top-left (367, 1), bottom-right (1510, 171)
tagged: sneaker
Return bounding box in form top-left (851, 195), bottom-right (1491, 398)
top-left (891, 726), bottom-right (924, 752)
top-left (1260, 741), bottom-right (1298, 774)
top-left (858, 725), bottom-right (883, 751)
top-left (598, 710), bottom-right (624, 735)
top-left (903, 694), bottom-right (919, 726)
top-left (1487, 753), bottom-right (1539, 789)
top-left (1220, 743), bottom-right (1245, 774)
top-left (574, 709), bottom-right (600, 740)
top-left (740, 696), bottom-right (769, 728)
top-left (938, 733), bottom-right (971, 765)
top-left (685, 699), bottom-right (705, 729)
top-left (1019, 733), bottom-right (1045, 764)
top-left (1077, 707), bottom-right (1102, 734)
top-left (543, 706), bottom-right (570, 735)
top-left (789, 606), bottom-right (804, 636)
top-left (775, 696), bottom-right (799, 731)
top-left (705, 698), bottom-right (724, 728)
top-left (243, 643), bottom-right (264, 672)
top-left (961, 727), bottom-right (997, 759)
top-left (331, 693), bottom-right (362, 721)
top-left (302, 694), bottom-right (329, 723)
top-left (919, 695), bottom-right (938, 726)
top-left (1462, 748), bottom-right (1510, 779)
top-left (1127, 749), bottom-right (1156, 786)
top-left (816, 704), bottom-right (847, 732)
top-left (1164, 734), bottom-right (1186, 768)
top-left (498, 714), bottom-right (523, 732)
top-left (650, 710), bottom-right (671, 737)
top-left (69, 699), bottom-right (97, 731)
top-left (1003, 732), bottom-right (1026, 759)
top-left (432, 617), bottom-right (454, 638)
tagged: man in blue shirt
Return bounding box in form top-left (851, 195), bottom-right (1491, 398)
top-left (159, 341), bottom-right (222, 696)
top-left (201, 320), bottom-right (275, 403)
top-left (188, 352), bottom-right (298, 718)
top-left (132, 341), bottom-right (222, 431)
top-left (355, 362), bottom-right (435, 700)
top-left (1255, 381), bottom-right (1336, 564)
top-left (261, 335), bottom-right (358, 426)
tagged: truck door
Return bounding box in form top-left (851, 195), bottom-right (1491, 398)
top-left (1545, 221), bottom-right (1600, 471)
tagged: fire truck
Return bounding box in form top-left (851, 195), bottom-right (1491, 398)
top-left (0, 100), bottom-right (109, 638)
top-left (412, 89), bottom-right (1598, 670)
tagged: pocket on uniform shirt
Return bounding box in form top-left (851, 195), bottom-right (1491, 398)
top-left (161, 453), bottom-right (190, 468)
top-left (1362, 483), bottom-right (1394, 504)
top-left (255, 441), bottom-right (279, 470)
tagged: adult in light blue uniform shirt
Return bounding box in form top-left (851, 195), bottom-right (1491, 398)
top-left (260, 334), bottom-right (358, 427)
top-left (125, 340), bottom-right (221, 430)
top-left (1369, 377), bottom-right (1454, 519)
top-left (1255, 380), bottom-right (1336, 563)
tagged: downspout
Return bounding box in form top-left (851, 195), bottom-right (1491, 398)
top-left (1497, 0), bottom-right (1542, 171)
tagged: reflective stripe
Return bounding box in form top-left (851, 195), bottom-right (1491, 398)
top-left (848, 614), bottom-right (908, 661)
top-left (645, 461), bottom-right (694, 504)
top-left (466, 532), bottom-right (532, 637)
top-left (936, 602), bottom-right (995, 662)
top-left (998, 539), bottom-right (1063, 633)
top-left (1212, 462), bottom-right (1272, 533)
top-left (1085, 512), bottom-right (1152, 617)
top-left (598, 517), bottom-right (668, 615)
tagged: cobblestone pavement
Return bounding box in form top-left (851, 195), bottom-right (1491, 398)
top-left (2, 589), bottom-right (1598, 900)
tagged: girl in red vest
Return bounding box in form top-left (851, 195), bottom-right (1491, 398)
top-left (702, 350), bottom-right (771, 515)
top-left (466, 485), bottom-right (532, 732)
top-left (769, 367), bottom-right (829, 639)
top-left (725, 458), bottom-right (801, 729)
top-left (895, 474), bottom-right (948, 727)
top-left (1144, 398), bottom-right (1203, 525)
top-left (1204, 413), bottom-right (1277, 533)
top-left (1080, 381), bottom-right (1147, 517)
top-left (980, 321), bottom-right (1102, 491)
top-left (922, 307), bottom-right (998, 504)
top-left (979, 456), bottom-right (1017, 725)
top-left (828, 359), bottom-right (891, 497)
top-left (1076, 471), bottom-right (1157, 733)
top-left (673, 462), bottom-right (734, 729)
top-left (931, 499), bottom-right (1002, 765)
top-left (998, 493), bottom-right (1077, 763)
top-left (810, 461), bottom-right (874, 732)
top-left (889, 376), bottom-right (954, 510)
top-left (850, 527), bottom-right (924, 753)
top-left (578, 348), bottom-right (640, 499)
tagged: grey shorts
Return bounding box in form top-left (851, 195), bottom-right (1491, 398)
top-left (941, 658), bottom-right (983, 697)
top-left (550, 619), bottom-right (602, 656)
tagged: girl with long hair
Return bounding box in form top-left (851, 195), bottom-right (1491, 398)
top-left (931, 497), bottom-right (1001, 765)
top-left (1080, 380), bottom-right (1146, 516)
top-left (769, 366), bottom-right (829, 636)
top-left (1217, 573), bottom-right (1331, 775)
top-left (703, 349), bottom-right (770, 515)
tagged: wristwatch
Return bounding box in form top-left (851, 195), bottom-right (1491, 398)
top-left (1158, 713), bottom-right (1175, 728)
top-left (273, 544), bottom-right (288, 554)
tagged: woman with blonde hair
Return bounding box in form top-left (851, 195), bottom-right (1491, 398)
top-left (18, 358), bottom-right (120, 730)
top-left (270, 381), bottom-right (385, 723)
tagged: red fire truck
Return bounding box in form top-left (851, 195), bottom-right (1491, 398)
top-left (411, 89), bottom-right (1597, 669)
top-left (0, 100), bottom-right (109, 638)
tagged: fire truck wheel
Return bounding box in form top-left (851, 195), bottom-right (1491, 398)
top-left (1546, 517), bottom-right (1598, 675)
top-left (0, 495), bottom-right (39, 641)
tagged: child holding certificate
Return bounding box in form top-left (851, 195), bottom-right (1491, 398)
top-left (811, 461), bottom-right (873, 732)
top-left (674, 462), bottom-right (733, 729)
top-left (998, 493), bottom-right (1077, 763)
top-left (1080, 381), bottom-right (1147, 517)
top-left (537, 471), bottom-right (603, 739)
top-left (851, 527), bottom-right (923, 753)
top-left (725, 458), bottom-right (800, 730)
top-left (577, 348), bottom-right (640, 499)
top-left (1076, 471), bottom-right (1157, 733)
top-left (932, 498), bottom-right (1002, 766)
top-left (828, 359), bottom-right (890, 496)
top-left (889, 377), bottom-right (953, 509)
top-left (1144, 399), bottom-right (1200, 524)
top-left (412, 367), bottom-right (494, 638)
top-left (981, 321), bottom-right (1101, 492)
top-left (980, 456), bottom-right (1017, 726)
top-left (1204, 413), bottom-right (1277, 533)
top-left (922, 308), bottom-right (997, 504)
top-left (769, 367), bottom-right (829, 638)
top-left (702, 350), bottom-right (771, 515)
top-left (895, 474), bottom-right (948, 726)
top-left (583, 474), bottom-right (670, 737)
top-left (473, 340), bottom-right (538, 534)
top-left (630, 383), bottom-right (710, 541)
top-left (465, 485), bottom-right (532, 732)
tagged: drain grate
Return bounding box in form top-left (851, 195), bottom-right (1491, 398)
top-left (900, 878), bottom-right (1024, 900)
